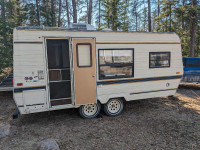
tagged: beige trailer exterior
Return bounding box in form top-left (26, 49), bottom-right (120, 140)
top-left (13, 27), bottom-right (183, 118)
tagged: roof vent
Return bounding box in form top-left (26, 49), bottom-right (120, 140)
top-left (69, 23), bottom-right (95, 31)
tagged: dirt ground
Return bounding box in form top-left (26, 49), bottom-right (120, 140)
top-left (0, 84), bottom-right (200, 150)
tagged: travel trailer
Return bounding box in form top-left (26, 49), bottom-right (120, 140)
top-left (13, 26), bottom-right (183, 118)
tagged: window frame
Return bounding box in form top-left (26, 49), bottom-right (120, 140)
top-left (98, 48), bottom-right (134, 80)
top-left (149, 52), bottom-right (171, 68)
top-left (76, 43), bottom-right (92, 68)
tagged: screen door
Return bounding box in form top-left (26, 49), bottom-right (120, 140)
top-left (46, 39), bottom-right (71, 106)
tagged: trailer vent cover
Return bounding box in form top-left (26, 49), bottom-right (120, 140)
top-left (69, 23), bottom-right (95, 31)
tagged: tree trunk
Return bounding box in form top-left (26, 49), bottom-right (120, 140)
top-left (36, 0), bottom-right (40, 26)
top-left (169, 3), bottom-right (172, 32)
top-left (66, 0), bottom-right (70, 26)
top-left (8, 0), bottom-right (13, 18)
top-left (158, 0), bottom-right (160, 16)
top-left (58, 0), bottom-right (62, 27)
top-left (72, 0), bottom-right (77, 23)
top-left (42, 0), bottom-right (49, 26)
top-left (16, 0), bottom-right (22, 26)
top-left (98, 0), bottom-right (100, 26)
top-left (51, 0), bottom-right (56, 26)
top-left (136, 14), bottom-right (138, 31)
top-left (181, 0), bottom-right (185, 29)
top-left (88, 0), bottom-right (92, 24)
top-left (1, 0), bottom-right (8, 46)
top-left (189, 0), bottom-right (197, 57)
top-left (148, 0), bottom-right (151, 32)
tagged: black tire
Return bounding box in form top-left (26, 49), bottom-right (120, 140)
top-left (103, 98), bottom-right (124, 116)
top-left (79, 102), bottom-right (101, 119)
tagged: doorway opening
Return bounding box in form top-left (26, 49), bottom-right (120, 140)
top-left (46, 39), bottom-right (72, 106)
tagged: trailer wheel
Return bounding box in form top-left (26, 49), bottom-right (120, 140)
top-left (103, 98), bottom-right (123, 116)
top-left (79, 102), bottom-right (101, 119)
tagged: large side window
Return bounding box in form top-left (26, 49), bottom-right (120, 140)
top-left (99, 49), bottom-right (134, 80)
top-left (149, 52), bottom-right (170, 68)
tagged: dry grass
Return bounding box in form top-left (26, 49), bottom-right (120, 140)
top-left (0, 85), bottom-right (200, 150)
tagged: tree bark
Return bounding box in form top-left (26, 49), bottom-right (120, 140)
top-left (51, 0), bottom-right (56, 26)
top-left (72, 0), bottom-right (77, 23)
top-left (148, 0), bottom-right (151, 32)
top-left (158, 0), bottom-right (160, 16)
top-left (8, 0), bottom-right (13, 18)
top-left (88, 0), bottom-right (92, 24)
top-left (189, 0), bottom-right (198, 57)
top-left (98, 0), bottom-right (100, 26)
top-left (16, 0), bottom-right (22, 26)
top-left (36, 0), bottom-right (40, 26)
top-left (58, 0), bottom-right (62, 27)
top-left (181, 0), bottom-right (185, 29)
top-left (169, 3), bottom-right (172, 32)
top-left (136, 14), bottom-right (138, 31)
top-left (66, 0), bottom-right (70, 26)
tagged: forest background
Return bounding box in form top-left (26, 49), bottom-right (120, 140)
top-left (0, 0), bottom-right (199, 73)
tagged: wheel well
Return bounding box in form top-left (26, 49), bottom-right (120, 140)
top-left (97, 97), bottom-right (126, 104)
top-left (109, 97), bottom-right (126, 102)
top-left (97, 99), bottom-right (102, 104)
top-left (119, 97), bottom-right (126, 102)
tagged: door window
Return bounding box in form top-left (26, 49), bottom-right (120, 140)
top-left (76, 43), bottom-right (92, 67)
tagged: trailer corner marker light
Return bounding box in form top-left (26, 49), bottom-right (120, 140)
top-left (17, 83), bottom-right (23, 86)
top-left (176, 72), bottom-right (180, 74)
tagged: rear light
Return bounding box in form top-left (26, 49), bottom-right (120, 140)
top-left (17, 83), bottom-right (23, 86)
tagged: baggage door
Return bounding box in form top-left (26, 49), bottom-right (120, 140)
top-left (72, 38), bottom-right (96, 105)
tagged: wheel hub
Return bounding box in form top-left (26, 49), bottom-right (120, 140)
top-left (83, 104), bottom-right (97, 116)
top-left (108, 99), bottom-right (121, 113)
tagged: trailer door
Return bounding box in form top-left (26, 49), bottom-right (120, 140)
top-left (72, 38), bottom-right (96, 105)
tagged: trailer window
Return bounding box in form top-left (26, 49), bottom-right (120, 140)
top-left (99, 49), bottom-right (134, 80)
top-left (149, 52), bottom-right (170, 68)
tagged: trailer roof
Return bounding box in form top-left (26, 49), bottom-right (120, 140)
top-left (15, 26), bottom-right (176, 34)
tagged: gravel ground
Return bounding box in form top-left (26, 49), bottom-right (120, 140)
top-left (0, 84), bottom-right (200, 150)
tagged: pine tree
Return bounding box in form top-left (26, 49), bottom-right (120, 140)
top-left (131, 0), bottom-right (141, 31)
top-left (120, 0), bottom-right (130, 31)
top-left (101, 0), bottom-right (129, 31)
top-left (40, 0), bottom-right (51, 26)
top-left (189, 0), bottom-right (198, 57)
top-left (0, 0), bottom-right (16, 74)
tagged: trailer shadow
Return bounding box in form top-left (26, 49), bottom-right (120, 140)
top-left (0, 88), bottom-right (200, 150)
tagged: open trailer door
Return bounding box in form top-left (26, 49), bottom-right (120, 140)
top-left (72, 38), bottom-right (97, 105)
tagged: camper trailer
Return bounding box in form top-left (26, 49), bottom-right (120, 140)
top-left (13, 26), bottom-right (183, 118)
